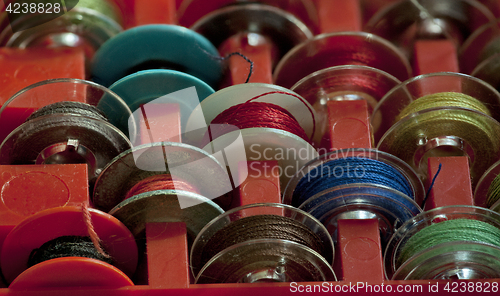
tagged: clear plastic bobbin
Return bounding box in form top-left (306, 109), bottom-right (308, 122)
top-left (0, 78), bottom-right (132, 182)
top-left (190, 203), bottom-right (336, 283)
top-left (384, 206), bottom-right (500, 280)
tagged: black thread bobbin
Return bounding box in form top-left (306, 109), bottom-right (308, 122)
top-left (28, 235), bottom-right (114, 268)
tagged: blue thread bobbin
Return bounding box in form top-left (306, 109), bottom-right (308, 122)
top-left (298, 183), bottom-right (421, 246)
top-left (283, 148), bottom-right (424, 245)
top-left (283, 148), bottom-right (425, 207)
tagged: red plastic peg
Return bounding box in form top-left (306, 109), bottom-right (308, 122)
top-left (0, 164), bottom-right (89, 226)
top-left (0, 47), bottom-right (85, 142)
top-left (413, 40), bottom-right (459, 75)
top-left (233, 160), bottom-right (281, 208)
top-left (146, 222), bottom-right (190, 288)
top-left (334, 219), bottom-right (384, 282)
top-left (134, 0), bottom-right (177, 26)
top-left (326, 99), bottom-right (372, 151)
top-left (326, 98), bottom-right (382, 283)
top-left (315, 0), bottom-right (362, 33)
top-left (135, 103), bottom-right (181, 145)
top-left (425, 156), bottom-right (474, 210)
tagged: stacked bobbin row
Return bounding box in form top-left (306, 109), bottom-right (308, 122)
top-left (1, 0), bottom-right (500, 293)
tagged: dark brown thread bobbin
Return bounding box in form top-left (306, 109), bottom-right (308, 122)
top-left (199, 214), bottom-right (326, 269)
top-left (26, 101), bottom-right (109, 122)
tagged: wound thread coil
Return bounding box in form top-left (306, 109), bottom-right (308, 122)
top-left (291, 157), bottom-right (414, 208)
top-left (28, 235), bottom-right (114, 268)
top-left (398, 219), bottom-right (500, 266)
top-left (26, 101), bottom-right (109, 122)
top-left (124, 174), bottom-right (200, 201)
top-left (199, 214), bottom-right (326, 269)
top-left (486, 173), bottom-right (500, 207)
top-left (395, 92), bottom-right (492, 122)
top-left (209, 101), bottom-right (310, 144)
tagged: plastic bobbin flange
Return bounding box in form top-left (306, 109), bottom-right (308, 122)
top-left (365, 0), bottom-right (495, 59)
top-left (185, 83), bottom-right (316, 141)
top-left (273, 31), bottom-right (412, 89)
top-left (0, 79), bottom-right (132, 182)
top-left (460, 20), bottom-right (500, 91)
top-left (109, 190), bottom-right (224, 244)
top-left (90, 24), bottom-right (223, 88)
top-left (184, 83), bottom-right (318, 189)
top-left (372, 72), bottom-right (500, 143)
top-left (190, 203), bottom-right (336, 283)
top-left (190, 3), bottom-right (313, 65)
top-left (283, 148), bottom-right (425, 208)
top-left (384, 205), bottom-right (500, 280)
top-left (93, 142), bottom-right (232, 213)
top-left (0, 0), bottom-right (123, 61)
top-left (104, 69), bottom-right (215, 145)
top-left (378, 107), bottom-right (500, 187)
top-left (0, 206), bottom-right (138, 285)
top-left (374, 73), bottom-right (500, 185)
top-left (177, 0), bottom-right (319, 34)
top-left (298, 183), bottom-right (422, 246)
top-left (475, 159), bottom-right (500, 208)
top-left (290, 65), bottom-right (401, 147)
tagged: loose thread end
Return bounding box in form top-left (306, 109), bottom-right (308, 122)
top-left (197, 43), bottom-right (254, 83)
top-left (422, 163), bottom-right (443, 209)
top-left (81, 202), bottom-right (111, 259)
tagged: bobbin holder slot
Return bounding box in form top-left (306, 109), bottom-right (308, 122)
top-left (2, 0), bottom-right (500, 295)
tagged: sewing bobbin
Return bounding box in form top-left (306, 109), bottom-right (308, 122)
top-left (0, 205), bottom-right (138, 287)
top-left (0, 78), bottom-right (132, 183)
top-left (273, 31), bottom-right (412, 89)
top-left (0, 0), bottom-right (124, 62)
top-left (365, 0), bottom-right (495, 59)
top-left (374, 72), bottom-right (500, 185)
top-left (190, 203), bottom-right (336, 283)
top-left (283, 148), bottom-right (424, 245)
top-left (185, 83), bottom-right (318, 189)
top-left (101, 69), bottom-right (216, 146)
top-left (385, 205), bottom-right (500, 280)
top-left (290, 65), bottom-right (401, 148)
top-left (93, 142), bottom-right (230, 239)
top-left (91, 24), bottom-right (223, 88)
top-left (178, 0), bottom-right (319, 34)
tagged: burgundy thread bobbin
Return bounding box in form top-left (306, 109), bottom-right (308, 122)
top-left (185, 83), bottom-right (319, 191)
